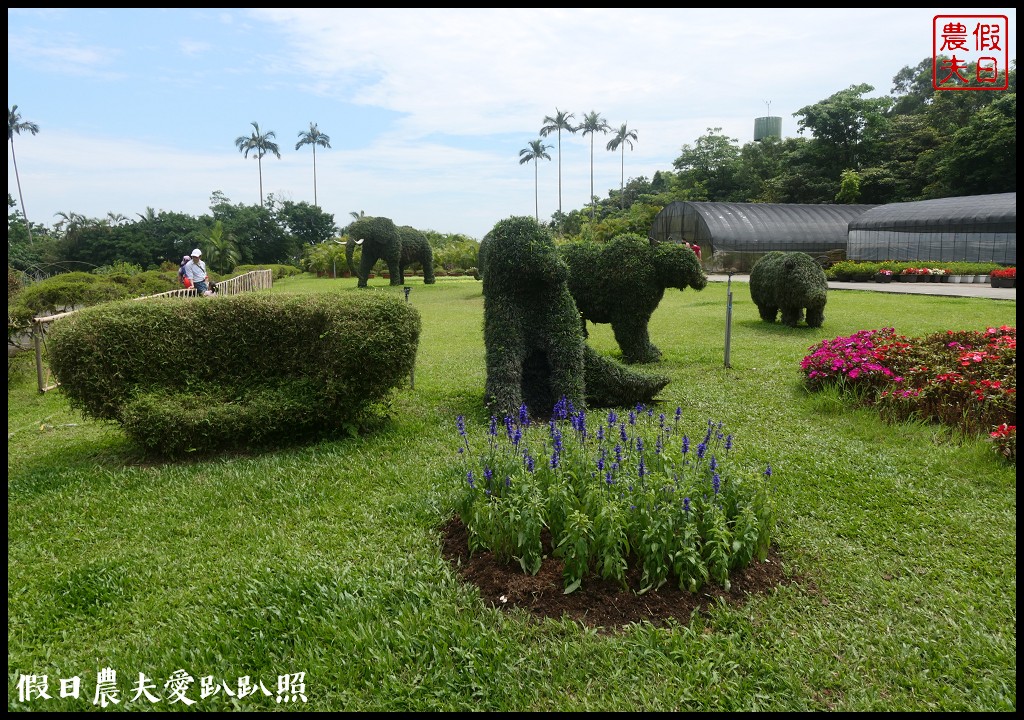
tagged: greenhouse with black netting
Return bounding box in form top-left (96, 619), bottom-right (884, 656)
top-left (649, 201), bottom-right (876, 272)
top-left (846, 192), bottom-right (1016, 265)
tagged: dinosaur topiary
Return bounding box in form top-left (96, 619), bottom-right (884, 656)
top-left (481, 216), bottom-right (669, 419)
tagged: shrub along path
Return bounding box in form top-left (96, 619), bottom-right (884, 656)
top-left (707, 274), bottom-right (1016, 300)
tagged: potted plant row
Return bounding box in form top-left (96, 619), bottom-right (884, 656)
top-left (990, 267), bottom-right (1016, 288)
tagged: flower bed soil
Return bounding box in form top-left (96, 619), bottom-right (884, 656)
top-left (440, 515), bottom-right (803, 634)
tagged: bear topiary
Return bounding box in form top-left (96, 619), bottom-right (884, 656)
top-left (749, 251), bottom-right (828, 328)
top-left (560, 234), bottom-right (707, 363)
top-left (481, 216), bottom-right (669, 419)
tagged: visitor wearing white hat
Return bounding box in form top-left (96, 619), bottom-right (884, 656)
top-left (183, 248), bottom-right (213, 296)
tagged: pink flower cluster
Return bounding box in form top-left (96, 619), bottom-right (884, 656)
top-left (802, 326), bottom-right (1016, 457)
top-left (800, 328), bottom-right (905, 392)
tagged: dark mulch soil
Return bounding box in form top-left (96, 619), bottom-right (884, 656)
top-left (440, 515), bottom-right (803, 634)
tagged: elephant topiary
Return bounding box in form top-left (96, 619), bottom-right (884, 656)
top-left (749, 251), bottom-right (828, 328)
top-left (482, 216), bottom-right (669, 419)
top-left (560, 234), bottom-right (708, 364)
top-left (345, 216), bottom-right (403, 287)
top-left (397, 225), bottom-right (436, 284)
top-left (345, 218), bottom-right (436, 286)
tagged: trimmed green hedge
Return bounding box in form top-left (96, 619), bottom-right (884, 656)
top-left (229, 263), bottom-right (302, 281)
top-left (826, 260), bottom-right (1004, 281)
top-left (46, 291), bottom-right (420, 456)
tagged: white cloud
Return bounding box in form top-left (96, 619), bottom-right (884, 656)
top-left (8, 7), bottom-right (1017, 241)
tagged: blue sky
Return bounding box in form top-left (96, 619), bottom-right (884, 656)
top-left (8, 8), bottom-right (1017, 241)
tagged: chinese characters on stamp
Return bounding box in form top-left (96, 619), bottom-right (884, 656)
top-left (933, 15), bottom-right (1010, 90)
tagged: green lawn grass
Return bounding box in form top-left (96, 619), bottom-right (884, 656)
top-left (7, 276), bottom-right (1016, 711)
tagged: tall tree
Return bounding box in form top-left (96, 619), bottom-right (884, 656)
top-left (932, 92), bottom-right (1017, 197)
top-left (277, 199), bottom-right (338, 246)
top-left (8, 105), bottom-right (40, 245)
top-left (539, 108), bottom-right (577, 219)
top-left (606, 123), bottom-right (638, 209)
top-left (234, 121), bottom-right (281, 207)
top-left (579, 111), bottom-right (610, 219)
top-left (295, 122), bottom-right (332, 208)
top-left (794, 84), bottom-right (891, 178)
top-left (519, 139), bottom-right (552, 222)
top-left (672, 128), bottom-right (742, 201)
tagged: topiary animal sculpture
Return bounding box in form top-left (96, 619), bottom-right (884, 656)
top-left (560, 234), bottom-right (707, 364)
top-left (397, 225), bottom-right (436, 284)
top-left (346, 218), bottom-right (436, 286)
top-left (45, 292), bottom-right (420, 457)
top-left (749, 250), bottom-right (828, 328)
top-left (343, 215), bottom-right (404, 287)
top-left (482, 216), bottom-right (669, 419)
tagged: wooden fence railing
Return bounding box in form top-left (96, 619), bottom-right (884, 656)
top-left (30, 270), bottom-right (274, 393)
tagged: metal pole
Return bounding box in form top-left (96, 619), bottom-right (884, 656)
top-left (724, 272), bottom-right (734, 369)
top-left (34, 320), bottom-right (45, 393)
top-left (404, 287), bottom-right (414, 389)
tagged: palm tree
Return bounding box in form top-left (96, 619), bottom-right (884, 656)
top-left (579, 111), bottom-right (611, 219)
top-left (349, 210), bottom-right (367, 222)
top-left (204, 220), bottom-right (241, 274)
top-left (295, 122), bottom-right (332, 208)
top-left (519, 139), bottom-right (552, 222)
top-left (52, 210), bottom-right (86, 237)
top-left (539, 108), bottom-right (577, 219)
top-left (606, 123), bottom-right (639, 209)
top-left (234, 121), bottom-right (281, 207)
top-left (8, 105), bottom-right (40, 245)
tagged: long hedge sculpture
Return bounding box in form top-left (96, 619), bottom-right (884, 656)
top-left (47, 291), bottom-right (420, 456)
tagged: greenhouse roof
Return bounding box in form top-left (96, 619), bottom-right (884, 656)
top-left (848, 192), bottom-right (1016, 232)
top-left (651, 201), bottom-right (875, 254)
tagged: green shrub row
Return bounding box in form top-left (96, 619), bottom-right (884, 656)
top-left (826, 260), bottom-right (1004, 281)
top-left (229, 263), bottom-right (303, 281)
top-left (7, 270), bottom-right (185, 337)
